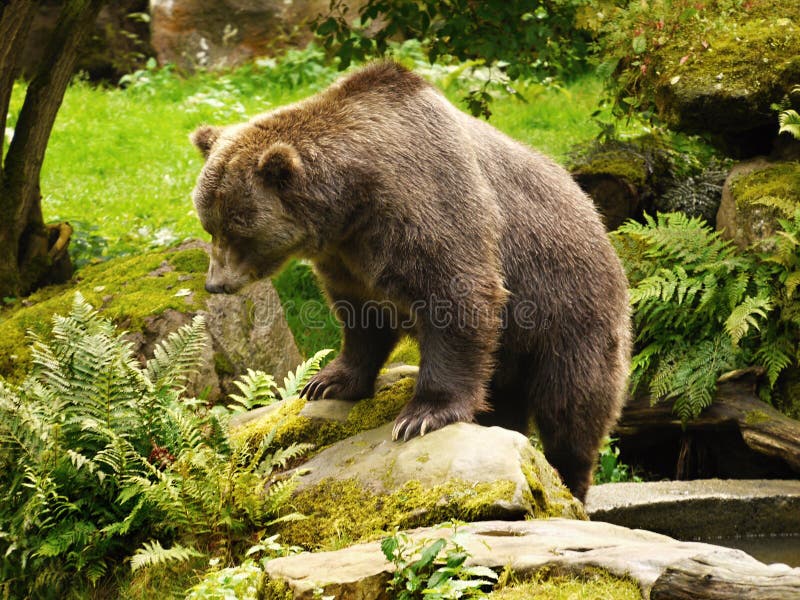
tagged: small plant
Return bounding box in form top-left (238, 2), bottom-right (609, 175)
top-left (227, 348), bottom-right (332, 412)
top-left (595, 438), bottom-right (641, 484)
top-left (381, 522), bottom-right (498, 599)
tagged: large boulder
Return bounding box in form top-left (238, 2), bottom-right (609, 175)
top-left (648, 3), bottom-right (800, 156)
top-left (149, 0), bottom-right (344, 70)
top-left (230, 369), bottom-right (585, 550)
top-left (0, 241), bottom-right (301, 400)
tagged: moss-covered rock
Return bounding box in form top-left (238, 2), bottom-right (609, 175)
top-left (650, 2), bottom-right (800, 155)
top-left (568, 137), bottom-right (677, 229)
top-left (717, 159), bottom-right (800, 249)
top-left (0, 244), bottom-right (211, 383)
top-left (230, 377), bottom-right (415, 452)
top-left (489, 568), bottom-right (641, 600)
top-left (0, 241), bottom-right (302, 400)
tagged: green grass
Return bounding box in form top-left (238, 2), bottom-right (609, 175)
top-left (5, 49), bottom-right (620, 355)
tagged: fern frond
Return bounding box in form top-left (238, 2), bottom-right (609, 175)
top-left (778, 109), bottom-right (800, 140)
top-left (750, 195), bottom-right (798, 218)
top-left (228, 368), bottom-right (278, 411)
top-left (130, 540), bottom-right (204, 572)
top-left (277, 349), bottom-right (333, 399)
top-left (145, 315), bottom-right (208, 394)
top-left (725, 295), bottom-right (772, 345)
top-left (755, 338), bottom-right (794, 387)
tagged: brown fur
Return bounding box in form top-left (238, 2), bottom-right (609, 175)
top-left (190, 62), bottom-right (631, 502)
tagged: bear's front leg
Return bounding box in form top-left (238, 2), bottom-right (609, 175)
top-left (301, 298), bottom-right (398, 401)
top-left (392, 296), bottom-right (501, 441)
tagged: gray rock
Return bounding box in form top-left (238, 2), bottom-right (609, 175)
top-left (149, 0), bottom-right (357, 70)
top-left (294, 421), bottom-right (585, 520)
top-left (586, 479), bottom-right (800, 539)
top-left (264, 519), bottom-right (800, 599)
top-left (716, 157), bottom-right (773, 250)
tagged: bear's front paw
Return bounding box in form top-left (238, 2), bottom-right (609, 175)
top-left (300, 363), bottom-right (372, 401)
top-left (391, 401), bottom-right (474, 442)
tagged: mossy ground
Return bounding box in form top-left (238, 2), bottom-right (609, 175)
top-left (490, 568), bottom-right (641, 600)
top-left (0, 245), bottom-right (210, 383)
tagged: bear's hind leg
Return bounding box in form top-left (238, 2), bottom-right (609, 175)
top-left (528, 341), bottom-right (627, 503)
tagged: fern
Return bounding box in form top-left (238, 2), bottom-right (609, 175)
top-left (277, 348), bottom-right (332, 399)
top-left (228, 368), bottom-right (278, 411)
top-left (779, 109), bottom-right (800, 140)
top-left (614, 211), bottom-right (799, 421)
top-left (130, 540), bottom-right (203, 572)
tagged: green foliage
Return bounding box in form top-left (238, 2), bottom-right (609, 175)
top-left (615, 208), bottom-right (800, 421)
top-left (778, 86), bottom-right (800, 140)
top-left (594, 438), bottom-right (641, 484)
top-left (0, 294), bottom-right (315, 597)
top-left (185, 560), bottom-right (265, 600)
top-left (228, 349), bottom-right (332, 412)
top-left (315, 0), bottom-right (595, 116)
top-left (0, 293), bottom-right (206, 597)
top-left (382, 522), bottom-right (498, 599)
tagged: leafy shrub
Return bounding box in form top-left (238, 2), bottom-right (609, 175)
top-left (614, 207), bottom-right (800, 421)
top-left (382, 522), bottom-right (498, 599)
top-left (0, 293), bottom-right (206, 596)
top-left (0, 294), bottom-right (322, 596)
top-left (315, 1), bottom-right (596, 116)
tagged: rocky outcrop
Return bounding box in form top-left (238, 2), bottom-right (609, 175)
top-left (149, 0), bottom-right (340, 70)
top-left (263, 519), bottom-right (800, 599)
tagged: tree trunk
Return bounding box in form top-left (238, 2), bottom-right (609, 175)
top-left (0, 0), bottom-right (106, 299)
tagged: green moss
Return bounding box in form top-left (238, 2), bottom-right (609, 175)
top-left (167, 247), bottom-right (210, 273)
top-left (278, 478), bottom-right (519, 551)
top-left (490, 568), bottom-right (641, 600)
top-left (744, 409), bottom-right (772, 425)
top-left (570, 149), bottom-right (649, 186)
top-left (730, 162), bottom-right (800, 208)
top-left (0, 246), bottom-right (210, 383)
top-left (262, 578), bottom-right (293, 600)
top-left (386, 336), bottom-right (421, 366)
top-left (652, 6), bottom-right (800, 134)
top-left (522, 457), bottom-right (587, 521)
top-left (231, 378), bottom-right (414, 452)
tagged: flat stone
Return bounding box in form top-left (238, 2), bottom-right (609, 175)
top-left (264, 519), bottom-right (800, 599)
top-left (586, 479), bottom-right (800, 539)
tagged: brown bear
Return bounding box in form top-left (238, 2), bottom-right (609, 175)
top-left (190, 62), bottom-right (631, 502)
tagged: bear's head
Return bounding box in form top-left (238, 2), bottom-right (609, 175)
top-left (190, 124), bottom-right (308, 294)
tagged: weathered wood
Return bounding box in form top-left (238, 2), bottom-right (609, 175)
top-left (651, 551), bottom-right (800, 600)
top-left (617, 368), bottom-right (800, 479)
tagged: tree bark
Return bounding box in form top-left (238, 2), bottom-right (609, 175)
top-left (0, 0), bottom-right (106, 298)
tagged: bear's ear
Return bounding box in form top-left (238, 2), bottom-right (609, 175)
top-left (190, 125), bottom-right (222, 158)
top-left (257, 143), bottom-right (303, 189)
